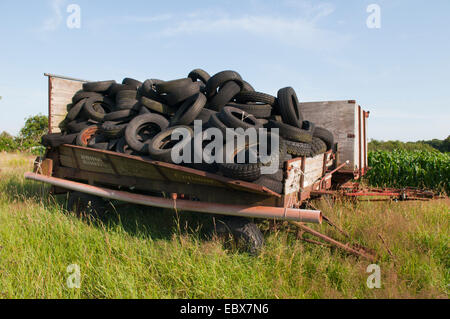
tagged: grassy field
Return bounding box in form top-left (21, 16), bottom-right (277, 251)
top-left (0, 152), bottom-right (448, 299)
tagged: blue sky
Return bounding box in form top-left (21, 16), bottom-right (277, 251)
top-left (0, 0), bottom-right (449, 141)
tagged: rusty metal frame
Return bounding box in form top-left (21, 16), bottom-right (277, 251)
top-left (25, 172), bottom-right (323, 224)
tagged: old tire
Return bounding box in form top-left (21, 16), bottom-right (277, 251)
top-left (277, 87), bottom-right (303, 128)
top-left (170, 93), bottom-right (207, 126)
top-left (125, 114), bottom-right (169, 154)
top-left (148, 126), bottom-right (194, 163)
top-left (267, 120), bottom-right (313, 143)
top-left (214, 216), bottom-right (264, 255)
top-left (254, 176), bottom-right (283, 194)
top-left (313, 126), bottom-right (334, 151)
top-left (67, 191), bottom-right (108, 218)
top-left (83, 80), bottom-right (116, 93)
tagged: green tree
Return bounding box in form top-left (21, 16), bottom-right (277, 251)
top-left (17, 114), bottom-right (48, 150)
top-left (0, 131), bottom-right (18, 152)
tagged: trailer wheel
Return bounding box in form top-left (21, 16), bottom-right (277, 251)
top-left (67, 192), bottom-right (108, 218)
top-left (213, 216), bottom-right (264, 255)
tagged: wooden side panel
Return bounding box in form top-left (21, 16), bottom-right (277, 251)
top-left (49, 77), bottom-right (84, 133)
top-left (300, 100), bottom-right (358, 171)
top-left (303, 154), bottom-right (326, 188)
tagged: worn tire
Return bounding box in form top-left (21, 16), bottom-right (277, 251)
top-left (170, 93), bottom-right (207, 126)
top-left (188, 69), bottom-right (211, 84)
top-left (205, 71), bottom-right (243, 98)
top-left (83, 96), bottom-right (114, 122)
top-left (227, 102), bottom-right (272, 118)
top-left (267, 120), bottom-right (313, 143)
top-left (277, 87), bottom-right (303, 128)
top-left (67, 191), bottom-right (108, 218)
top-left (310, 137), bottom-right (327, 156)
top-left (286, 140), bottom-right (312, 157)
top-left (235, 91), bottom-right (277, 106)
top-left (254, 176), bottom-right (283, 194)
top-left (219, 106), bottom-right (262, 131)
top-left (125, 114), bottom-right (169, 154)
top-left (100, 122), bottom-right (128, 139)
top-left (155, 78), bottom-right (193, 94)
top-left (148, 126), bottom-right (194, 163)
top-left (164, 82), bottom-right (201, 106)
top-left (83, 80), bottom-right (116, 93)
top-left (140, 96), bottom-right (175, 115)
top-left (72, 91), bottom-right (103, 104)
top-left (104, 109), bottom-right (136, 122)
top-left (122, 77), bottom-right (142, 89)
top-left (313, 126), bottom-right (334, 151)
top-left (66, 98), bottom-right (88, 121)
top-left (207, 81), bottom-right (241, 112)
top-left (214, 216), bottom-right (264, 255)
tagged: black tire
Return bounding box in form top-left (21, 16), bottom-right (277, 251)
top-left (148, 126), bottom-right (194, 163)
top-left (267, 120), bottom-right (313, 143)
top-left (286, 140), bottom-right (312, 157)
top-left (67, 191), bottom-right (108, 218)
top-left (83, 80), bottom-right (116, 93)
top-left (67, 119), bottom-right (92, 133)
top-left (100, 122), bottom-right (128, 139)
top-left (125, 114), bottom-right (169, 154)
top-left (170, 93), bottom-right (207, 126)
top-left (207, 113), bottom-right (231, 136)
top-left (116, 90), bottom-right (140, 101)
top-left (116, 137), bottom-right (137, 155)
top-left (205, 71), bottom-right (243, 98)
top-left (155, 78), bottom-right (193, 94)
top-left (241, 80), bottom-right (255, 92)
top-left (83, 96), bottom-right (114, 122)
top-left (277, 87), bottom-right (303, 128)
top-left (213, 216), bottom-right (264, 255)
top-left (207, 81), bottom-right (241, 111)
top-left (219, 106), bottom-right (262, 131)
top-left (108, 83), bottom-right (137, 97)
top-left (140, 96), bottom-right (176, 115)
top-left (165, 82), bottom-right (201, 106)
top-left (188, 68), bottom-right (211, 84)
top-left (72, 91), bottom-right (103, 104)
top-left (195, 108), bottom-right (217, 124)
top-left (41, 133), bottom-right (78, 148)
top-left (76, 126), bottom-right (101, 147)
top-left (66, 98), bottom-right (87, 121)
top-left (310, 137), bottom-right (327, 156)
top-left (313, 126), bottom-right (334, 151)
top-left (227, 102), bottom-right (272, 118)
top-left (115, 99), bottom-right (141, 111)
top-left (234, 91), bottom-right (277, 106)
top-left (122, 77), bottom-right (142, 89)
top-left (263, 169), bottom-right (284, 182)
top-left (254, 176), bottom-right (283, 194)
top-left (104, 109), bottom-right (136, 122)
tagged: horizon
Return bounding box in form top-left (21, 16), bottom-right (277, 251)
top-left (0, 0), bottom-right (449, 141)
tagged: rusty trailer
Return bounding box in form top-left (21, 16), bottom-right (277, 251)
top-left (25, 73), bottom-right (373, 256)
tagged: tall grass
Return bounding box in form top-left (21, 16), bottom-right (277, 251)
top-left (0, 153), bottom-right (448, 299)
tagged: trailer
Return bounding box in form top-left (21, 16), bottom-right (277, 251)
top-left (25, 73), bottom-right (373, 256)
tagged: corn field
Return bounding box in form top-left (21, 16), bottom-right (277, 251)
top-left (367, 150), bottom-right (450, 194)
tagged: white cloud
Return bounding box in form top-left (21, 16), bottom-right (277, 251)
top-left (40, 0), bottom-right (65, 32)
top-left (155, 13), bottom-right (348, 50)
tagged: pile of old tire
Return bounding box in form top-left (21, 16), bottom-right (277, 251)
top-left (42, 69), bottom-right (334, 195)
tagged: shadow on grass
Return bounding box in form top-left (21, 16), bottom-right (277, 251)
top-left (1, 175), bottom-right (216, 242)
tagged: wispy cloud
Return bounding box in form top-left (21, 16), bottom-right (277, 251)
top-left (40, 0), bottom-right (65, 32)
top-left (155, 12), bottom-right (348, 50)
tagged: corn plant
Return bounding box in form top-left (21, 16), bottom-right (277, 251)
top-left (367, 150), bottom-right (450, 194)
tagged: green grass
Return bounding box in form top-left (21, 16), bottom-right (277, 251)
top-left (0, 153), bottom-right (448, 299)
